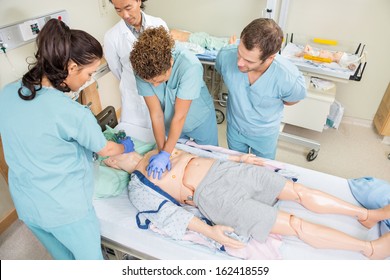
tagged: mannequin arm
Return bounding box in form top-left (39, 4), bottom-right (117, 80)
top-left (188, 217), bottom-right (245, 249)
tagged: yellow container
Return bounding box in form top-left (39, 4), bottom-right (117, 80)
top-left (312, 38), bottom-right (338, 45)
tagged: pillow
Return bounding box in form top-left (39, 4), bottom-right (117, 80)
top-left (94, 126), bottom-right (156, 198)
top-left (348, 177), bottom-right (390, 234)
top-left (94, 164), bottom-right (129, 198)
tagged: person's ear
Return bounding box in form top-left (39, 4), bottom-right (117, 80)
top-left (268, 53), bottom-right (277, 61)
top-left (67, 62), bottom-right (78, 75)
top-left (103, 157), bottom-right (118, 168)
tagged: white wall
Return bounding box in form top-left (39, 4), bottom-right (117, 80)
top-left (146, 0), bottom-right (267, 37)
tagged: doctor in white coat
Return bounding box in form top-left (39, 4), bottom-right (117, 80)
top-left (104, 0), bottom-right (168, 141)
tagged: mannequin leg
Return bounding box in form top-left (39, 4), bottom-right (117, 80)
top-left (271, 211), bottom-right (390, 259)
top-left (278, 181), bottom-right (390, 228)
top-left (170, 29), bottom-right (191, 42)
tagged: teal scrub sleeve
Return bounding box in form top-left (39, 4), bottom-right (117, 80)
top-left (73, 107), bottom-right (107, 153)
top-left (135, 75), bottom-right (155, 97)
top-left (215, 45), bottom-right (236, 75)
top-left (176, 64), bottom-right (203, 100)
top-left (282, 74), bottom-right (306, 102)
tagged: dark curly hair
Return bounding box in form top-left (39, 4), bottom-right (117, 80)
top-left (240, 18), bottom-right (283, 61)
top-left (130, 26), bottom-right (174, 80)
top-left (18, 19), bottom-right (103, 100)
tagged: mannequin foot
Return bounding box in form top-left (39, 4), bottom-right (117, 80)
top-left (229, 35), bottom-right (237, 45)
top-left (359, 205), bottom-right (390, 229)
top-left (358, 209), bottom-right (376, 229)
top-left (366, 232), bottom-right (390, 260)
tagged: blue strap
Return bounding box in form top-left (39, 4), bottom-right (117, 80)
top-left (132, 171), bottom-right (214, 230)
top-left (201, 217), bottom-right (213, 226)
top-left (133, 170), bottom-right (180, 206)
top-left (136, 200), bottom-right (170, 229)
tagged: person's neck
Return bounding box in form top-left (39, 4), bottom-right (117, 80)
top-left (133, 13), bottom-right (143, 31)
top-left (41, 76), bottom-right (52, 88)
top-left (247, 60), bottom-right (273, 85)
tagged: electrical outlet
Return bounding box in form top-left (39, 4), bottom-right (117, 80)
top-left (19, 20), bottom-right (40, 41)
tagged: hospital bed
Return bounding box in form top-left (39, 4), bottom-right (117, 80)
top-left (93, 123), bottom-right (383, 260)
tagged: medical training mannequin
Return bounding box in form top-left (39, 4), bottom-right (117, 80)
top-left (104, 148), bottom-right (390, 259)
top-left (130, 26), bottom-right (218, 179)
top-left (215, 18), bottom-right (306, 160)
top-left (0, 19), bottom-right (135, 260)
top-left (295, 44), bottom-right (357, 70)
top-left (170, 29), bottom-right (237, 51)
top-left (104, 0), bottom-right (168, 139)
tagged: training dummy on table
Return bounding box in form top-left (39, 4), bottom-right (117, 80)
top-left (104, 0), bottom-right (168, 138)
top-left (295, 44), bottom-right (358, 70)
top-left (103, 147), bottom-right (390, 259)
top-left (170, 29), bottom-right (237, 51)
top-left (216, 18), bottom-right (306, 160)
top-left (130, 26), bottom-right (218, 180)
top-left (0, 19), bottom-right (135, 260)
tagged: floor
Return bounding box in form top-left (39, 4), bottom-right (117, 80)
top-left (1, 119), bottom-right (389, 260)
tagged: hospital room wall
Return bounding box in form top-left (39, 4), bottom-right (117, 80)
top-left (147, 0), bottom-right (390, 123)
top-left (146, 0), bottom-right (268, 38)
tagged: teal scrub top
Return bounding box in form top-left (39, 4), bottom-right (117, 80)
top-left (216, 45), bottom-right (306, 137)
top-left (136, 46), bottom-right (214, 134)
top-left (0, 81), bottom-right (107, 227)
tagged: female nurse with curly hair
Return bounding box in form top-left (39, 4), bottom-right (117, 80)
top-left (130, 26), bottom-right (218, 180)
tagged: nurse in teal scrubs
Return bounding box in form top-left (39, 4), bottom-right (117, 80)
top-left (216, 18), bottom-right (306, 160)
top-left (0, 19), bottom-right (135, 259)
top-left (130, 26), bottom-right (218, 179)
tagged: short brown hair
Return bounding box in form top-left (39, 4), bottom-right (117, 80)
top-left (240, 18), bottom-right (283, 61)
top-left (130, 26), bottom-right (174, 80)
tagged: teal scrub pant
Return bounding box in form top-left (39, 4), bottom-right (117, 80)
top-left (25, 209), bottom-right (103, 260)
top-left (227, 125), bottom-right (279, 160)
top-left (181, 109), bottom-right (219, 146)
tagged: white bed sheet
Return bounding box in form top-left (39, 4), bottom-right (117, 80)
top-left (93, 160), bottom-right (381, 260)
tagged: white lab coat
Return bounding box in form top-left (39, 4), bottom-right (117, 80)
top-left (103, 12), bottom-right (168, 140)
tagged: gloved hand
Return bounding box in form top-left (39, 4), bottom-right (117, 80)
top-left (146, 151), bottom-right (171, 180)
top-left (119, 136), bottom-right (135, 153)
